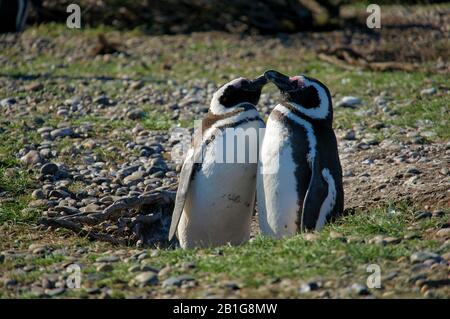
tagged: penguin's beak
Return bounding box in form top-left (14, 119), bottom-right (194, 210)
top-left (264, 70), bottom-right (296, 92)
top-left (246, 75), bottom-right (267, 91)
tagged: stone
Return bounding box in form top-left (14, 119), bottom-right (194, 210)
top-left (133, 272), bottom-right (158, 286)
top-left (45, 288), bottom-right (65, 297)
top-left (436, 228), bottom-right (450, 238)
top-left (343, 130), bottom-right (356, 140)
top-left (337, 96), bottom-right (362, 108)
top-left (32, 189), bottom-right (45, 199)
top-left (420, 87), bottom-right (437, 96)
top-left (96, 263), bottom-right (114, 272)
top-left (50, 127), bottom-right (74, 139)
top-left (26, 83), bottom-right (44, 91)
top-left (299, 281), bottom-right (320, 293)
top-left (20, 150), bottom-right (43, 165)
top-left (1, 97), bottom-right (16, 107)
top-left (415, 211), bottom-right (432, 220)
top-left (351, 283), bottom-right (370, 295)
top-left (162, 275), bottom-right (195, 287)
top-left (54, 206), bottom-right (81, 215)
top-left (126, 109), bottom-right (145, 120)
top-left (94, 95), bottom-right (110, 106)
top-left (123, 171), bottom-right (145, 185)
top-left (410, 251), bottom-right (441, 263)
top-left (96, 255), bottom-right (119, 263)
top-left (40, 163), bottom-right (59, 175)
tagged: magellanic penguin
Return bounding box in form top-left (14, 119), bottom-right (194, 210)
top-left (169, 76), bottom-right (267, 249)
top-left (257, 70), bottom-right (343, 238)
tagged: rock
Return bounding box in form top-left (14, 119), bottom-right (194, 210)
top-left (329, 231), bottom-right (345, 240)
top-left (32, 189), bottom-right (45, 199)
top-left (4, 278), bottom-right (18, 287)
top-left (126, 109), bottom-right (145, 120)
top-left (384, 237), bottom-right (401, 245)
top-left (96, 263), bottom-right (114, 272)
top-left (123, 171), bottom-right (145, 185)
top-left (410, 251), bottom-right (441, 263)
top-left (94, 95), bottom-right (110, 106)
top-left (20, 150), bottom-right (43, 165)
top-left (420, 87), bottom-right (437, 96)
top-left (304, 233), bottom-right (319, 241)
top-left (128, 265), bottom-right (141, 273)
top-left (40, 163), bottom-right (59, 175)
top-left (45, 288), bottom-right (65, 297)
top-left (1, 97), bottom-right (16, 107)
top-left (432, 210), bottom-right (445, 217)
top-left (436, 228), bottom-right (450, 238)
top-left (50, 127), bottom-right (74, 139)
top-left (222, 281), bottom-right (240, 290)
top-left (54, 206), bottom-right (81, 215)
top-left (162, 275), bottom-right (195, 287)
top-left (28, 243), bottom-right (47, 253)
top-left (133, 272), bottom-right (158, 286)
top-left (96, 255), bottom-right (119, 263)
top-left (26, 83), bottom-right (44, 91)
top-left (299, 281), bottom-right (320, 293)
top-left (48, 189), bottom-right (71, 199)
top-left (406, 167), bottom-right (421, 175)
top-left (343, 130), bottom-right (356, 140)
top-left (441, 252), bottom-right (450, 261)
top-left (351, 283), bottom-right (370, 295)
top-left (337, 96), bottom-right (362, 108)
top-left (415, 211), bottom-right (432, 220)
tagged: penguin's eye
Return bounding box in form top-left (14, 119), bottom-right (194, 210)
top-left (286, 85), bottom-right (320, 109)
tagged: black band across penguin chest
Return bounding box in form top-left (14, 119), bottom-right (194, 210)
top-left (270, 109), bottom-right (313, 231)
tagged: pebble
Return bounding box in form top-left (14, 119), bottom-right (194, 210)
top-left (414, 211), bottom-right (432, 220)
top-left (133, 272), bottom-right (158, 286)
top-left (299, 281), bottom-right (320, 293)
top-left (20, 150), bottom-right (43, 165)
top-left (351, 283), bottom-right (370, 295)
top-left (1, 97), bottom-right (16, 107)
top-left (162, 275), bottom-right (195, 287)
top-left (40, 163), bottom-right (59, 175)
top-left (410, 251), bottom-right (441, 263)
top-left (343, 130), bottom-right (356, 140)
top-left (126, 109), bottom-right (145, 120)
top-left (96, 255), bottom-right (119, 263)
top-left (50, 127), bottom-right (74, 139)
top-left (45, 288), bottom-right (65, 297)
top-left (420, 87), bottom-right (437, 96)
top-left (96, 263), bottom-right (114, 272)
top-left (336, 96), bottom-right (362, 108)
top-left (32, 189), bottom-right (46, 199)
top-left (436, 228), bottom-right (450, 238)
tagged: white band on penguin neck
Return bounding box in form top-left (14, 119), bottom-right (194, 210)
top-left (287, 80), bottom-right (330, 120)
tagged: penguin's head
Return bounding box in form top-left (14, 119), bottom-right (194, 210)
top-left (210, 76), bottom-right (267, 114)
top-left (265, 70), bottom-right (332, 121)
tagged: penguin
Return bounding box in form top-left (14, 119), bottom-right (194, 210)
top-left (169, 76), bottom-right (267, 249)
top-left (257, 70), bottom-right (343, 238)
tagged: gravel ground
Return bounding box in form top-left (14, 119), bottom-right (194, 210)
top-left (0, 5), bottom-right (449, 298)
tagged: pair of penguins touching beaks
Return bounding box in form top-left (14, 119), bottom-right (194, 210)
top-left (168, 70), bottom-right (344, 249)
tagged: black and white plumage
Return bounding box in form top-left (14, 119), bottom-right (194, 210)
top-left (169, 76), bottom-right (267, 248)
top-left (257, 70), bottom-right (343, 238)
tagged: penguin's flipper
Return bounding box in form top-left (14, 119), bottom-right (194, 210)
top-left (301, 157), bottom-right (328, 231)
top-left (168, 148), bottom-right (197, 241)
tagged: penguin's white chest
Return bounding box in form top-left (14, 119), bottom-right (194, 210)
top-left (177, 120), bottom-right (262, 248)
top-left (257, 117), bottom-right (302, 238)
